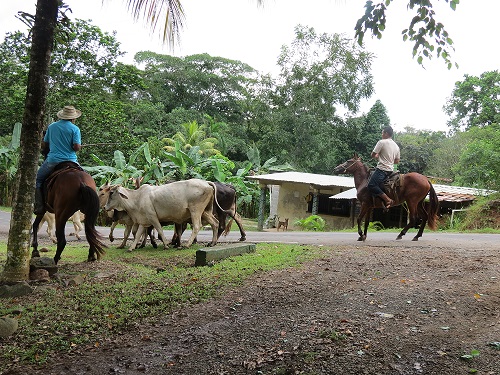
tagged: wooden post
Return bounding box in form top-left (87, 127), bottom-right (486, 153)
top-left (257, 184), bottom-right (267, 231)
top-left (312, 190), bottom-right (319, 215)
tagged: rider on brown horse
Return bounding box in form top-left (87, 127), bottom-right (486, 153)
top-left (368, 125), bottom-right (400, 210)
top-left (34, 105), bottom-right (82, 215)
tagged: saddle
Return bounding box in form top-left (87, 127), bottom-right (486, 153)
top-left (43, 162), bottom-right (84, 210)
top-left (383, 172), bottom-right (405, 206)
top-left (368, 169), bottom-right (405, 205)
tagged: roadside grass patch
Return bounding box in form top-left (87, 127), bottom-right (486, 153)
top-left (0, 242), bottom-right (323, 369)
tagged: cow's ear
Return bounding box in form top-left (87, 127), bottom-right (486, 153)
top-left (117, 187), bottom-right (129, 200)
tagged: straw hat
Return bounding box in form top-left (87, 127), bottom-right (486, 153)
top-left (57, 105), bottom-right (82, 120)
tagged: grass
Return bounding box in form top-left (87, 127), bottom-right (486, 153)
top-left (0, 241), bottom-right (324, 370)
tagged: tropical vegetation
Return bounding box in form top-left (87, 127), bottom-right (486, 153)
top-left (0, 0), bottom-right (498, 283)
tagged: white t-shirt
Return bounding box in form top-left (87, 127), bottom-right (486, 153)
top-left (372, 138), bottom-right (400, 171)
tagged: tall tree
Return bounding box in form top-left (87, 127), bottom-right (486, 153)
top-left (396, 127), bottom-right (446, 174)
top-left (258, 25), bottom-right (374, 173)
top-left (452, 124), bottom-right (500, 190)
top-left (443, 70), bottom-right (500, 132)
top-left (1, 0), bottom-right (58, 282)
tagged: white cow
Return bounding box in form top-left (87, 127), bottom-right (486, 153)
top-left (104, 179), bottom-right (219, 251)
top-left (98, 184), bottom-right (157, 249)
top-left (38, 211), bottom-right (85, 243)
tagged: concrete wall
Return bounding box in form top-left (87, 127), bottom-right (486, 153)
top-left (274, 182), bottom-right (353, 230)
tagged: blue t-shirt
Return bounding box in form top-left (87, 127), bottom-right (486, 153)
top-left (44, 120), bottom-right (81, 163)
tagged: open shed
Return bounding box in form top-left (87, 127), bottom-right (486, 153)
top-left (248, 172), bottom-right (496, 230)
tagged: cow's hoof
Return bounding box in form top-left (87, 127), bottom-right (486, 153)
top-left (239, 237), bottom-right (246, 241)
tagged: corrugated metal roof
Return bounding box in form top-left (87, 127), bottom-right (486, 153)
top-left (328, 185), bottom-right (497, 202)
top-left (433, 184), bottom-right (496, 202)
top-left (330, 188), bottom-right (357, 199)
top-left (247, 171), bottom-right (355, 188)
top-left (247, 172), bottom-right (496, 203)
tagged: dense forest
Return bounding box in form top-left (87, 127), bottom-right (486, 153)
top-left (1, 19), bottom-right (499, 213)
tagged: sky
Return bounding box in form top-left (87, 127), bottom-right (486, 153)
top-left (1, 0), bottom-right (499, 133)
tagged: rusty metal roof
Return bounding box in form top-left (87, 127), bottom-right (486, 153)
top-left (432, 184), bottom-right (496, 202)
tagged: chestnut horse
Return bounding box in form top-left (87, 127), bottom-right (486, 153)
top-left (333, 155), bottom-right (439, 241)
top-left (31, 162), bottom-right (106, 264)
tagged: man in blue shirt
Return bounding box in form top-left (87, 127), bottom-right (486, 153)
top-left (34, 105), bottom-right (82, 215)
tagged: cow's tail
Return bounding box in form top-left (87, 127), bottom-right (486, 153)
top-left (222, 218), bottom-right (233, 236)
top-left (426, 182), bottom-right (439, 231)
top-left (80, 183), bottom-right (107, 259)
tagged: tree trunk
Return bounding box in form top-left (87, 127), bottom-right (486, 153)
top-left (1, 0), bottom-right (58, 282)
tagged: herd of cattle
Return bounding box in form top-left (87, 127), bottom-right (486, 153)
top-left (39, 179), bottom-right (246, 251)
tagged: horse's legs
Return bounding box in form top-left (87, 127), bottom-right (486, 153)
top-left (357, 204), bottom-right (371, 241)
top-left (53, 217), bottom-right (68, 264)
top-left (396, 202), bottom-right (419, 240)
top-left (412, 204), bottom-right (428, 241)
top-left (31, 214), bottom-right (44, 258)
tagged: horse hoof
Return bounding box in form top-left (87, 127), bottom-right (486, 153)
top-left (239, 237), bottom-right (246, 242)
top-left (412, 237), bottom-right (419, 241)
top-left (396, 236), bottom-right (403, 240)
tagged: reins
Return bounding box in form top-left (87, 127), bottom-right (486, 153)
top-left (343, 159), bottom-right (361, 173)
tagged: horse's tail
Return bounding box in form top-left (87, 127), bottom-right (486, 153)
top-left (80, 183), bottom-right (107, 259)
top-left (427, 182), bottom-right (440, 231)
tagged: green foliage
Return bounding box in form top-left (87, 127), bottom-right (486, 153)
top-left (396, 127), bottom-right (447, 174)
top-left (368, 221), bottom-right (385, 231)
top-left (294, 215), bottom-right (326, 231)
top-left (425, 131), bottom-right (470, 181)
top-left (456, 192), bottom-right (500, 231)
top-left (355, 0), bottom-right (459, 68)
top-left (0, 122), bottom-right (21, 205)
top-left (444, 70), bottom-right (500, 131)
top-left (452, 125), bottom-right (500, 190)
top-left (85, 149), bottom-right (144, 188)
top-left (257, 26), bottom-right (374, 173)
top-left (163, 120), bottom-right (221, 157)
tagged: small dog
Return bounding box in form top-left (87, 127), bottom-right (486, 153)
top-left (277, 218), bottom-right (288, 231)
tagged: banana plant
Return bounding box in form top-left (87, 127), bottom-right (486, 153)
top-left (0, 123), bottom-right (21, 205)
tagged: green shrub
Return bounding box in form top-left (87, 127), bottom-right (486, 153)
top-left (294, 215), bottom-right (326, 231)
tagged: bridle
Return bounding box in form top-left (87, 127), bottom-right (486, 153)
top-left (341, 159), bottom-right (360, 173)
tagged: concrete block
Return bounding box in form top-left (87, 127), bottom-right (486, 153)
top-left (195, 243), bottom-right (256, 266)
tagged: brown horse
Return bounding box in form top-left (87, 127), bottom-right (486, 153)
top-left (31, 162), bottom-right (106, 264)
top-left (333, 155), bottom-right (439, 241)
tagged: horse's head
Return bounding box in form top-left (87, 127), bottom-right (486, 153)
top-left (333, 155), bottom-right (362, 175)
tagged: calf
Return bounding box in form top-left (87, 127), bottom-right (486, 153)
top-left (38, 211), bottom-right (85, 243)
top-left (104, 179), bottom-right (219, 251)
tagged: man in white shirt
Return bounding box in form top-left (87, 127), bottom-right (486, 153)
top-left (368, 125), bottom-right (400, 209)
